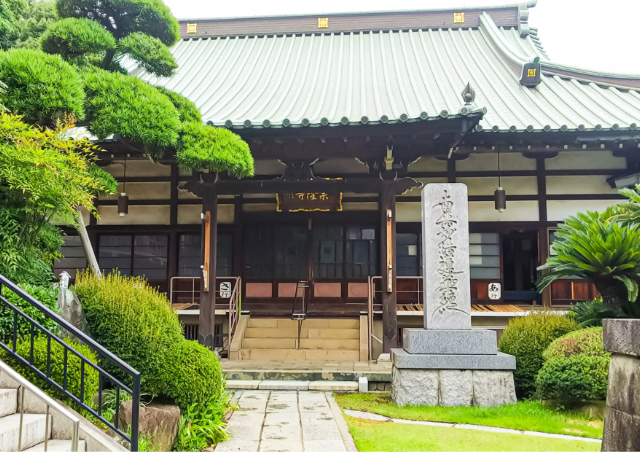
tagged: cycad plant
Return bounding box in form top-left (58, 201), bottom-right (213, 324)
top-left (537, 211), bottom-right (640, 305)
top-left (609, 183), bottom-right (640, 227)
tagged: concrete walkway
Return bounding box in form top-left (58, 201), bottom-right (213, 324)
top-left (216, 391), bottom-right (355, 452)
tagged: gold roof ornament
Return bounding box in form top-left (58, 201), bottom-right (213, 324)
top-left (317, 17), bottom-right (329, 28)
top-left (453, 12), bottom-right (465, 24)
top-left (186, 23), bottom-right (198, 34)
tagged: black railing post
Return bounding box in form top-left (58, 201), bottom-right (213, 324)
top-left (131, 373), bottom-right (140, 451)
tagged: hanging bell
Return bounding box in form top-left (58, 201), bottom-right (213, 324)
top-left (494, 187), bottom-right (506, 212)
top-left (118, 193), bottom-right (129, 216)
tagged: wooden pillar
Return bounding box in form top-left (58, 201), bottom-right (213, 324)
top-left (232, 195), bottom-right (243, 277)
top-left (380, 179), bottom-right (398, 352)
top-left (199, 186), bottom-right (218, 349)
top-left (536, 158), bottom-right (551, 307)
top-left (168, 163), bottom-right (179, 282)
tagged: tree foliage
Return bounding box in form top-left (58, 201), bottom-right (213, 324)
top-left (0, 112), bottom-right (116, 283)
top-left (537, 211), bottom-right (640, 305)
top-left (12, 0), bottom-right (57, 49)
top-left (118, 32), bottom-right (176, 76)
top-left (41, 17), bottom-right (115, 57)
top-left (0, 48), bottom-right (85, 124)
top-left (154, 85), bottom-right (201, 124)
top-left (83, 67), bottom-right (181, 155)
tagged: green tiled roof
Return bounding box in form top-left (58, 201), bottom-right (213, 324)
top-left (125, 7), bottom-right (640, 133)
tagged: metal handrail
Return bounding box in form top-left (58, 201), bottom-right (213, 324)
top-left (0, 358), bottom-right (81, 452)
top-left (290, 281), bottom-right (309, 319)
top-left (0, 274), bottom-right (140, 450)
top-left (227, 277), bottom-right (241, 352)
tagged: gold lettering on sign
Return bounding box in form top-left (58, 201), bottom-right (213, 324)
top-left (527, 68), bottom-right (537, 77)
top-left (317, 17), bottom-right (329, 28)
top-left (186, 23), bottom-right (198, 34)
top-left (453, 12), bottom-right (465, 24)
top-left (277, 192), bottom-right (342, 212)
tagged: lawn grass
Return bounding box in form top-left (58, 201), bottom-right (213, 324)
top-left (335, 393), bottom-right (603, 439)
top-left (345, 416), bottom-right (600, 452)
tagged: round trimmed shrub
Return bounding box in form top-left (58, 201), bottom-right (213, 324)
top-left (1, 336), bottom-right (99, 409)
top-left (156, 339), bottom-right (224, 409)
top-left (498, 311), bottom-right (580, 399)
top-left (0, 48), bottom-right (85, 124)
top-left (73, 271), bottom-right (184, 393)
top-left (535, 327), bottom-right (609, 404)
top-left (41, 17), bottom-right (116, 57)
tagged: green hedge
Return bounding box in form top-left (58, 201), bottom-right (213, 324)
top-left (73, 271), bottom-right (184, 393)
top-left (1, 336), bottom-right (99, 409)
top-left (536, 327), bottom-right (610, 404)
top-left (0, 284), bottom-right (59, 342)
top-left (156, 339), bottom-right (224, 409)
top-left (498, 311), bottom-right (580, 399)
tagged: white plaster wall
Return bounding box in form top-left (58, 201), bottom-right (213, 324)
top-left (546, 175), bottom-right (618, 195)
top-left (547, 200), bottom-right (622, 222)
top-left (342, 202), bottom-right (378, 211)
top-left (98, 205), bottom-right (170, 225)
top-left (545, 151), bottom-right (626, 170)
top-left (396, 202), bottom-right (421, 222)
top-left (408, 156), bottom-right (448, 172)
top-left (469, 201), bottom-right (539, 222)
top-left (456, 152), bottom-right (536, 172)
top-left (254, 160), bottom-right (286, 176)
top-left (104, 159), bottom-right (171, 177)
top-left (178, 204), bottom-right (234, 224)
top-left (458, 176), bottom-right (538, 196)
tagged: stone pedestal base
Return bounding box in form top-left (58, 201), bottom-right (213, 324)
top-left (391, 367), bottom-right (517, 407)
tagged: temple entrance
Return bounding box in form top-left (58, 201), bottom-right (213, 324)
top-left (242, 220), bottom-right (378, 316)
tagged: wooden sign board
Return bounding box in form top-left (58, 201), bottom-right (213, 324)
top-left (277, 192), bottom-right (342, 212)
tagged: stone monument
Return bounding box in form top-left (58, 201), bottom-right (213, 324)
top-left (391, 183), bottom-right (517, 406)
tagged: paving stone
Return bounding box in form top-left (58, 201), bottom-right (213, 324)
top-left (524, 431), bottom-right (601, 442)
top-left (261, 422), bottom-right (301, 441)
top-left (303, 440), bottom-right (347, 452)
top-left (238, 392), bottom-right (269, 412)
top-left (259, 381), bottom-right (310, 391)
top-left (215, 440), bottom-right (260, 452)
top-left (227, 412), bottom-right (265, 441)
top-left (263, 412), bottom-right (300, 426)
top-left (301, 424), bottom-right (343, 441)
top-left (228, 380), bottom-right (262, 390)
top-left (358, 377), bottom-right (368, 392)
top-left (259, 440), bottom-right (303, 452)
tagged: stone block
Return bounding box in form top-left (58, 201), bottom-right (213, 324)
top-left (226, 380), bottom-right (261, 390)
top-left (422, 184), bottom-right (471, 330)
top-left (472, 371), bottom-right (517, 406)
top-left (606, 354), bottom-right (640, 417)
top-left (226, 412), bottom-right (264, 442)
top-left (439, 370), bottom-right (473, 406)
top-left (118, 401), bottom-right (180, 452)
top-left (391, 368), bottom-right (439, 406)
top-left (604, 319), bottom-right (640, 357)
top-left (392, 349), bottom-right (516, 370)
top-left (358, 377), bottom-right (368, 393)
top-left (402, 329), bottom-right (497, 355)
top-left (309, 381), bottom-right (358, 391)
top-left (603, 407), bottom-right (640, 452)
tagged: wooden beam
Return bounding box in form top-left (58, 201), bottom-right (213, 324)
top-left (536, 158), bottom-right (551, 308)
top-left (199, 188), bottom-right (218, 349)
top-left (380, 179), bottom-right (398, 352)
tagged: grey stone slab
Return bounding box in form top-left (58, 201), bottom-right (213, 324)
top-left (301, 423), bottom-right (343, 441)
top-left (472, 370), bottom-right (517, 406)
top-left (358, 377), bottom-right (368, 392)
top-left (228, 380), bottom-right (262, 390)
top-left (391, 368), bottom-right (439, 406)
top-left (602, 407), bottom-right (638, 451)
top-left (227, 412), bottom-right (265, 441)
top-left (403, 329), bottom-right (497, 355)
top-left (422, 184), bottom-right (471, 330)
top-left (259, 440), bottom-right (303, 452)
top-left (263, 412), bottom-right (300, 427)
top-left (261, 422), bottom-right (301, 441)
top-left (238, 392), bottom-right (269, 412)
top-left (606, 354), bottom-right (640, 417)
top-left (393, 418), bottom-right (454, 427)
top-left (392, 349), bottom-right (516, 370)
top-left (439, 370), bottom-right (473, 406)
top-left (259, 381), bottom-right (309, 391)
top-left (303, 440), bottom-right (347, 452)
top-left (604, 319), bottom-right (640, 357)
top-left (215, 440), bottom-right (260, 452)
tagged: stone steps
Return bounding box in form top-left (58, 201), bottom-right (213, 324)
top-left (24, 440), bottom-right (87, 452)
top-left (239, 349), bottom-right (361, 361)
top-left (0, 413), bottom-right (51, 451)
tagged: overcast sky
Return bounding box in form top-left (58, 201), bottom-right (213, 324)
top-left (163, 0), bottom-right (640, 75)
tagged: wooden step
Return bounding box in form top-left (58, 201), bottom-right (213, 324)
top-left (244, 327), bottom-right (299, 338)
top-left (304, 350), bottom-right (360, 361)
top-left (241, 338), bottom-right (297, 349)
top-left (299, 339), bottom-right (360, 350)
top-left (301, 328), bottom-right (359, 339)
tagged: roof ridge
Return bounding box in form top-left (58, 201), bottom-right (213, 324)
top-left (479, 12), bottom-right (640, 90)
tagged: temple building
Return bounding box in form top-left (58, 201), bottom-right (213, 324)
top-left (57, 2), bottom-right (640, 360)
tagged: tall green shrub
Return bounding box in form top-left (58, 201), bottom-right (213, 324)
top-left (73, 271), bottom-right (183, 392)
top-left (536, 328), bottom-right (609, 404)
top-left (498, 311), bottom-right (580, 399)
